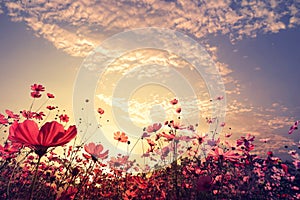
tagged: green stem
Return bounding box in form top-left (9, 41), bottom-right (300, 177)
top-left (28, 155), bottom-right (42, 200)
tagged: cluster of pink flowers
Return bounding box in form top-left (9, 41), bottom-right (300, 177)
top-left (0, 85), bottom-right (299, 199)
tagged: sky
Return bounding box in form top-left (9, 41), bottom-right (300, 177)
top-left (0, 0), bottom-right (300, 160)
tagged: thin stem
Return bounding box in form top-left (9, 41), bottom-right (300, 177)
top-left (28, 155), bottom-right (42, 200)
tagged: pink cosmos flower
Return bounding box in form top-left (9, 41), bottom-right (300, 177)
top-left (5, 109), bottom-right (20, 120)
top-left (8, 120), bottom-right (77, 156)
top-left (84, 142), bottom-right (109, 160)
top-left (31, 84), bottom-right (45, 92)
top-left (208, 147), bottom-right (241, 162)
top-left (0, 113), bottom-right (8, 124)
top-left (146, 123), bottom-right (162, 133)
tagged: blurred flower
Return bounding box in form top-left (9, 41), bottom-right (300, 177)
top-left (196, 175), bottom-right (213, 191)
top-left (47, 93), bottom-right (55, 98)
top-left (146, 123), bottom-right (162, 133)
top-left (208, 147), bottom-right (241, 162)
top-left (8, 120), bottom-right (77, 156)
top-left (5, 109), bottom-right (20, 120)
top-left (31, 84), bottom-right (45, 92)
top-left (57, 186), bottom-right (77, 200)
top-left (46, 106), bottom-right (56, 110)
top-left (114, 131), bottom-right (128, 143)
top-left (33, 112), bottom-right (45, 120)
top-left (21, 110), bottom-right (34, 119)
top-left (59, 114), bottom-right (69, 123)
top-left (31, 91), bottom-right (42, 98)
top-left (170, 98), bottom-right (178, 105)
top-left (288, 121), bottom-right (299, 134)
top-left (176, 107), bottom-right (181, 113)
top-left (84, 142), bottom-right (109, 161)
top-left (0, 113), bottom-right (8, 124)
top-left (98, 108), bottom-right (105, 115)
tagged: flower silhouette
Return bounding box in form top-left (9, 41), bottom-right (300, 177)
top-left (8, 120), bottom-right (77, 156)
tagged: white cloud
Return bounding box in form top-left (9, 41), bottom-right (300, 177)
top-left (2, 0), bottom-right (299, 57)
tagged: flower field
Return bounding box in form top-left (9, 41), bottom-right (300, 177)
top-left (0, 84), bottom-right (299, 200)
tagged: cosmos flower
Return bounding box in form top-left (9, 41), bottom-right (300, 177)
top-left (208, 147), bottom-right (241, 162)
top-left (146, 123), bottom-right (162, 133)
top-left (47, 93), bottom-right (55, 98)
top-left (59, 114), bottom-right (69, 123)
top-left (170, 98), bottom-right (178, 105)
top-left (196, 175), bottom-right (213, 191)
top-left (114, 131), bottom-right (128, 143)
top-left (97, 108), bottom-right (105, 115)
top-left (5, 109), bottom-right (20, 120)
top-left (31, 84), bottom-right (45, 92)
top-left (0, 113), bottom-right (8, 124)
top-left (288, 121), bottom-right (299, 134)
top-left (8, 120), bottom-right (77, 156)
top-left (84, 142), bottom-right (109, 160)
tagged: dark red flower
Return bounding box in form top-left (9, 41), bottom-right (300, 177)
top-left (31, 84), bottom-right (45, 92)
top-left (46, 106), bottom-right (56, 110)
top-left (170, 98), bottom-right (178, 105)
top-left (176, 107), bottom-right (181, 113)
top-left (59, 114), bottom-right (69, 123)
top-left (196, 175), bottom-right (213, 191)
top-left (21, 110), bottom-right (34, 119)
top-left (8, 120), bottom-right (77, 156)
top-left (47, 93), bottom-right (55, 98)
top-left (31, 91), bottom-right (42, 98)
top-left (97, 108), bottom-right (105, 115)
top-left (33, 112), bottom-right (45, 120)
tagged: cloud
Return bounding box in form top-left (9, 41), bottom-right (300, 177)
top-left (1, 0), bottom-right (299, 57)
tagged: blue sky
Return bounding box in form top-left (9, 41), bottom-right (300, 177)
top-left (0, 0), bottom-right (299, 159)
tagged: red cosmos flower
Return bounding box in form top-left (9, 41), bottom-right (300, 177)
top-left (46, 106), bottom-right (56, 110)
top-left (196, 175), bottom-right (213, 191)
top-left (47, 93), bottom-right (55, 98)
top-left (33, 112), bottom-right (45, 120)
top-left (21, 110), bottom-right (34, 119)
top-left (114, 131), bottom-right (128, 143)
top-left (5, 109), bottom-right (20, 120)
top-left (84, 142), bottom-right (109, 160)
top-left (146, 123), bottom-right (162, 133)
top-left (31, 91), bottom-right (42, 98)
top-left (170, 98), bottom-right (178, 105)
top-left (97, 108), bottom-right (105, 115)
top-left (31, 84), bottom-right (45, 92)
top-left (59, 114), bottom-right (69, 123)
top-left (8, 120), bottom-right (77, 156)
top-left (176, 107), bottom-right (181, 113)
